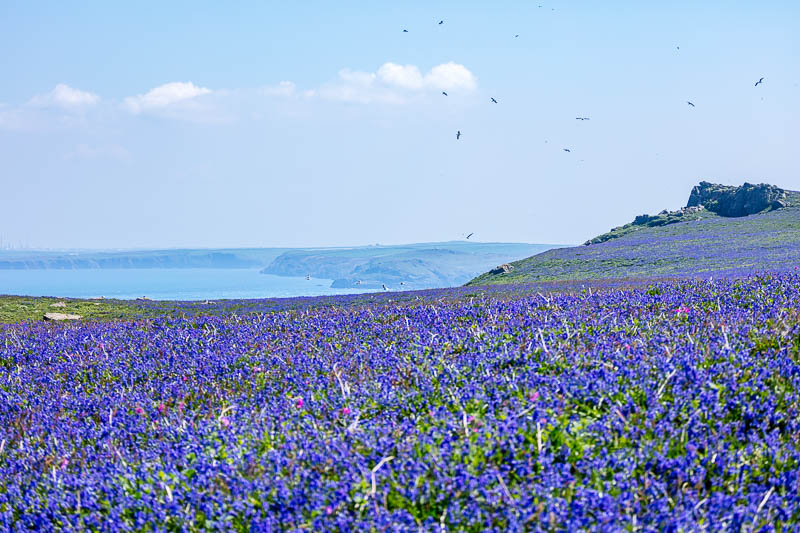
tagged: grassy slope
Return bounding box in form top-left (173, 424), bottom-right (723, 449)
top-left (468, 202), bottom-right (800, 285)
top-left (0, 296), bottom-right (167, 324)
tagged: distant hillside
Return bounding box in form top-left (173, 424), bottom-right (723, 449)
top-left (0, 249), bottom-right (285, 270)
top-left (469, 182), bottom-right (800, 285)
top-left (262, 242), bottom-right (561, 290)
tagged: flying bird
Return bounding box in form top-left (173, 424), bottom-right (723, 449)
top-left (491, 97), bottom-right (498, 103)
top-left (402, 29), bottom-right (408, 32)
top-left (755, 77), bottom-right (764, 87)
top-left (563, 148), bottom-right (571, 153)
top-left (466, 233), bottom-right (474, 240)
top-left (438, 20), bottom-right (444, 25)
top-left (515, 34), bottom-right (519, 38)
top-left (382, 284), bottom-right (388, 291)
top-left (442, 91), bottom-right (448, 96)
top-left (456, 130), bottom-right (461, 140)
top-left (576, 117), bottom-right (590, 121)
top-left (687, 101), bottom-right (695, 107)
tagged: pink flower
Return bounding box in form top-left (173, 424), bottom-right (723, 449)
top-left (295, 397), bottom-right (304, 409)
top-left (219, 416), bottom-right (231, 428)
top-left (341, 407), bottom-right (351, 416)
top-left (59, 457), bottom-right (68, 470)
top-left (182, 376), bottom-right (188, 383)
top-left (135, 406), bottom-right (144, 415)
top-left (529, 391), bottom-right (540, 402)
top-left (98, 342), bottom-right (105, 351)
top-left (158, 403), bottom-right (166, 415)
top-left (673, 306), bottom-right (690, 314)
top-left (325, 505), bottom-right (334, 515)
top-left (252, 366), bottom-right (264, 373)
top-left (177, 401), bottom-right (186, 411)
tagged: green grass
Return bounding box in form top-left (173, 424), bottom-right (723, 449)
top-left (0, 296), bottom-right (161, 324)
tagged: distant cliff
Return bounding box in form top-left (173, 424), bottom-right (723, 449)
top-left (262, 242), bottom-right (559, 290)
top-left (0, 249), bottom-right (283, 270)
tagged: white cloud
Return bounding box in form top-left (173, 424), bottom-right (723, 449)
top-left (319, 62), bottom-right (477, 104)
top-left (377, 63), bottom-right (424, 89)
top-left (29, 84), bottom-right (99, 109)
top-left (424, 62), bottom-right (477, 91)
top-left (123, 82), bottom-right (212, 114)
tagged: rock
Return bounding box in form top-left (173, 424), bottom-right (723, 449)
top-left (490, 264), bottom-right (514, 275)
top-left (50, 301), bottom-right (67, 308)
top-left (44, 312), bottom-right (81, 321)
top-left (687, 181), bottom-right (786, 217)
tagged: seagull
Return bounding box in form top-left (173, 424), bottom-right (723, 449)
top-left (456, 130), bottom-right (461, 140)
top-left (382, 284), bottom-right (388, 291)
top-left (306, 274), bottom-right (311, 280)
top-left (355, 280), bottom-right (362, 285)
top-left (491, 97), bottom-right (498, 103)
top-left (438, 20), bottom-right (444, 25)
top-left (687, 101), bottom-right (695, 107)
top-left (466, 232), bottom-right (474, 240)
top-left (755, 77), bottom-right (764, 87)
top-left (515, 34), bottom-right (519, 38)
top-left (442, 91), bottom-right (448, 96)
top-left (576, 117), bottom-right (590, 121)
top-left (402, 29), bottom-right (408, 32)
top-left (563, 148), bottom-right (571, 153)
top-left (400, 282), bottom-right (406, 285)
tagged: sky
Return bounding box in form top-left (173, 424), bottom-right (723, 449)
top-left (1, 1), bottom-right (798, 250)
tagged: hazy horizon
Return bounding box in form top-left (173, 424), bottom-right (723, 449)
top-left (2, 1), bottom-right (798, 249)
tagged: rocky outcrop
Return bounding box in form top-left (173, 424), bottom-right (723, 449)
top-left (44, 312), bottom-right (81, 321)
top-left (490, 264), bottom-right (514, 275)
top-left (584, 206), bottom-right (706, 245)
top-left (687, 181), bottom-right (786, 217)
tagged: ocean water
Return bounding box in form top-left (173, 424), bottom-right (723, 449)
top-left (0, 269), bottom-right (379, 301)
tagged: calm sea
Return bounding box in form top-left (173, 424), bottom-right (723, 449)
top-left (0, 269), bottom-right (378, 301)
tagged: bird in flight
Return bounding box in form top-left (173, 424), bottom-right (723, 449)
top-left (402, 29), bottom-right (408, 32)
top-left (456, 130), bottom-right (461, 140)
top-left (491, 97), bottom-right (498, 103)
top-left (687, 101), bottom-right (695, 107)
top-left (382, 284), bottom-right (388, 291)
top-left (576, 117), bottom-right (590, 121)
top-left (755, 77), bottom-right (765, 87)
top-left (439, 20), bottom-right (444, 25)
top-left (515, 34), bottom-right (519, 38)
top-left (466, 233), bottom-right (474, 240)
top-left (563, 148), bottom-right (571, 153)
top-left (442, 91), bottom-right (448, 96)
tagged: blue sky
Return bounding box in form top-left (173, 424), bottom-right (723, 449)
top-left (1, 1), bottom-right (798, 249)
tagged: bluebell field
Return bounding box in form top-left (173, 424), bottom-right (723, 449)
top-left (1, 273), bottom-right (798, 530)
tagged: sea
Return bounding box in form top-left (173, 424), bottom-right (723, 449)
top-left (0, 268), bottom-right (378, 301)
